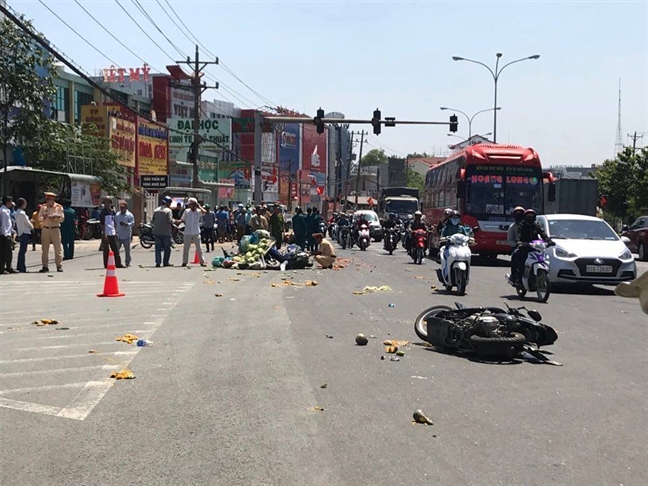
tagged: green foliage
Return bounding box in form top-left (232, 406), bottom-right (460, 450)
top-left (360, 148), bottom-right (387, 166)
top-left (595, 147), bottom-right (648, 223)
top-left (406, 152), bottom-right (431, 158)
top-left (406, 169), bottom-right (425, 193)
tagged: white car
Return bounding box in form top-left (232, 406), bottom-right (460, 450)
top-left (536, 214), bottom-right (637, 286)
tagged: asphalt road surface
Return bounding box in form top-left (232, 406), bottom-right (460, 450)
top-left (1, 240), bottom-right (647, 486)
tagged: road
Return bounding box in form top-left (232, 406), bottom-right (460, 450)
top-left (1, 239), bottom-right (647, 486)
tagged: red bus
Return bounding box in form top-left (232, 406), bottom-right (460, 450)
top-left (423, 143), bottom-right (555, 258)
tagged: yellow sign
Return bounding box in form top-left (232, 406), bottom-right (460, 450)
top-left (80, 105), bottom-right (109, 136)
top-left (108, 117), bottom-right (136, 168)
top-left (137, 120), bottom-right (168, 175)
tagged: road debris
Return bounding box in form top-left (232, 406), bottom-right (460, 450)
top-left (309, 406), bottom-right (324, 412)
top-left (352, 285), bottom-right (392, 295)
top-left (304, 280), bottom-right (318, 287)
top-left (110, 369), bottom-right (135, 380)
top-left (390, 356), bottom-right (400, 361)
top-left (325, 334), bottom-right (334, 339)
top-left (215, 293), bottom-right (224, 297)
top-left (88, 350), bottom-right (97, 354)
top-left (385, 346), bottom-right (398, 354)
top-left (115, 333), bottom-right (138, 344)
top-left (383, 340), bottom-right (410, 347)
top-left (229, 277), bottom-right (240, 281)
top-left (33, 318), bottom-right (59, 326)
top-left (431, 285), bottom-right (438, 291)
top-left (388, 303), bottom-right (396, 307)
top-left (411, 376), bottom-right (428, 380)
top-left (320, 384), bottom-right (328, 389)
top-left (413, 409), bottom-right (434, 425)
top-left (396, 350), bottom-right (405, 356)
top-left (355, 334), bottom-right (369, 346)
top-left (55, 327), bottom-right (69, 330)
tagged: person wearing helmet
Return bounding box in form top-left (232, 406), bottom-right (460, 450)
top-left (440, 210), bottom-right (470, 238)
top-left (382, 212), bottom-right (401, 230)
top-left (507, 206), bottom-right (526, 283)
top-left (510, 208), bottom-right (551, 285)
top-left (411, 211), bottom-right (426, 231)
top-left (437, 208), bottom-right (453, 235)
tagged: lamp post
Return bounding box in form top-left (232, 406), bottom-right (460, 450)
top-left (451, 53), bottom-right (540, 142)
top-left (440, 107), bottom-right (501, 139)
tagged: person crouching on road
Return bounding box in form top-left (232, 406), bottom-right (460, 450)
top-left (180, 197), bottom-right (206, 267)
top-left (311, 232), bottom-right (336, 269)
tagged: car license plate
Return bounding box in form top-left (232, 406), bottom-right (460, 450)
top-left (496, 240), bottom-right (508, 246)
top-left (586, 265), bottom-right (613, 274)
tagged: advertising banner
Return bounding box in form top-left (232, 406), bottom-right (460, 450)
top-left (137, 120), bottom-right (168, 176)
top-left (168, 117), bottom-right (232, 151)
top-left (219, 161), bottom-right (250, 189)
top-left (279, 123), bottom-right (300, 176)
top-left (108, 117), bottom-right (136, 168)
top-left (300, 169), bottom-right (311, 205)
top-left (80, 105), bottom-right (109, 137)
top-left (218, 179), bottom-right (235, 200)
top-left (71, 181), bottom-right (102, 208)
top-left (301, 124), bottom-right (327, 173)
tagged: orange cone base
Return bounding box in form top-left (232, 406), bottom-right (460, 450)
top-left (97, 292), bottom-right (125, 298)
top-left (192, 252), bottom-right (200, 264)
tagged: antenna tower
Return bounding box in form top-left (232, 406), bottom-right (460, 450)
top-left (614, 79), bottom-right (624, 155)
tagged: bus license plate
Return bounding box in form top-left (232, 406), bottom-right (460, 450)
top-left (586, 265), bottom-right (613, 274)
top-left (496, 240), bottom-right (508, 246)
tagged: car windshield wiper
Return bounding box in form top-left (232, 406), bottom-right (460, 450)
top-left (550, 235), bottom-right (567, 239)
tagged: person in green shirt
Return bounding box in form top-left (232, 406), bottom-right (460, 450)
top-left (268, 205), bottom-right (285, 249)
top-left (61, 200), bottom-right (78, 260)
top-left (292, 207), bottom-right (307, 250)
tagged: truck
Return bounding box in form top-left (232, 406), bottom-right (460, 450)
top-left (378, 187), bottom-right (421, 221)
top-left (543, 178), bottom-right (599, 217)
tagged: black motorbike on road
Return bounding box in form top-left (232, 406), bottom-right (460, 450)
top-left (383, 227), bottom-right (399, 255)
top-left (339, 224), bottom-right (353, 250)
top-left (139, 222), bottom-right (155, 249)
top-left (414, 302), bottom-right (559, 363)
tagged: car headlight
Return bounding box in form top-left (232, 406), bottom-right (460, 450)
top-left (555, 247), bottom-right (577, 258)
top-left (619, 248), bottom-right (633, 260)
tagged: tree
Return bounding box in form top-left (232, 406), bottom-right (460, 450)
top-left (407, 169), bottom-right (425, 193)
top-left (360, 148), bottom-right (388, 166)
top-left (407, 152), bottom-right (431, 159)
top-left (1, 19), bottom-right (130, 196)
top-left (594, 147), bottom-right (648, 224)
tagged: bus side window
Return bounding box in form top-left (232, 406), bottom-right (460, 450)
top-left (457, 180), bottom-right (466, 198)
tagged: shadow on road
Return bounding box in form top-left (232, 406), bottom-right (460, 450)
top-left (552, 285), bottom-right (615, 296)
top-left (413, 342), bottom-right (523, 365)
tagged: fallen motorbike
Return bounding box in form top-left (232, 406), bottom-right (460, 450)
top-left (139, 222), bottom-right (155, 249)
top-left (384, 227), bottom-right (399, 255)
top-left (506, 239), bottom-right (554, 303)
top-left (437, 233), bottom-right (474, 295)
top-left (410, 229), bottom-right (427, 264)
top-left (358, 224), bottom-right (371, 251)
top-left (414, 302), bottom-right (560, 363)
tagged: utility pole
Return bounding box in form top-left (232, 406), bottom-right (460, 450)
top-left (253, 110), bottom-right (263, 204)
top-left (627, 131), bottom-right (645, 153)
top-left (175, 45), bottom-right (219, 188)
top-left (354, 130), bottom-right (367, 209)
top-left (342, 131), bottom-right (354, 210)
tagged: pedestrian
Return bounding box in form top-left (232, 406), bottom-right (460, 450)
top-left (30, 204), bottom-right (41, 251)
top-left (250, 205), bottom-right (268, 231)
top-left (234, 203), bottom-right (246, 242)
top-left (99, 197), bottom-right (124, 269)
top-left (115, 200), bottom-right (135, 267)
top-left (61, 200), bottom-right (78, 260)
top-left (311, 232), bottom-right (337, 269)
top-left (180, 197), bottom-right (206, 267)
top-left (292, 206), bottom-right (307, 250)
top-left (38, 192), bottom-right (64, 273)
top-left (14, 198), bottom-right (33, 273)
top-left (306, 207), bottom-right (318, 251)
top-left (312, 208), bottom-right (324, 251)
top-left (268, 204), bottom-right (284, 249)
top-left (0, 195), bottom-right (16, 274)
top-left (202, 203), bottom-right (215, 252)
top-left (152, 196), bottom-right (174, 267)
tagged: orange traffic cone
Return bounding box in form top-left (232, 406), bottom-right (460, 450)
top-left (192, 249), bottom-right (200, 264)
top-left (97, 251), bottom-right (125, 298)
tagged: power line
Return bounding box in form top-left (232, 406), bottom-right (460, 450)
top-left (220, 61), bottom-right (278, 108)
top-left (113, 0), bottom-right (176, 61)
top-left (154, 0), bottom-right (199, 48)
top-left (162, 0), bottom-right (217, 59)
top-left (131, 0), bottom-right (185, 58)
top-left (38, 0), bottom-right (121, 67)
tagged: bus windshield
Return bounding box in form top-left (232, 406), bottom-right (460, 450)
top-left (465, 165), bottom-right (542, 220)
top-left (386, 199), bottom-right (419, 214)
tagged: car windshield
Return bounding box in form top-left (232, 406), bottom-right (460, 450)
top-left (385, 200), bottom-right (418, 214)
top-left (354, 212), bottom-right (378, 223)
top-left (547, 219), bottom-right (619, 241)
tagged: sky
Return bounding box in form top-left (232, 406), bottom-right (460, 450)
top-left (5, 0), bottom-right (648, 167)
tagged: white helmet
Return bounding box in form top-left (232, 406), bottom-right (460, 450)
top-left (187, 197), bottom-right (198, 205)
top-left (443, 208), bottom-right (453, 217)
top-left (414, 211), bottom-right (422, 217)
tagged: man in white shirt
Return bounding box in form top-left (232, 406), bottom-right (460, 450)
top-left (99, 197), bottom-right (123, 269)
top-left (14, 198), bottom-right (33, 273)
top-left (180, 197), bottom-right (206, 267)
top-left (0, 195), bottom-right (16, 274)
top-left (114, 201), bottom-right (135, 267)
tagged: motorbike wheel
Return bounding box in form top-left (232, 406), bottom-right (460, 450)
top-left (341, 237), bottom-right (347, 250)
top-left (82, 226), bottom-right (93, 240)
top-left (535, 270), bottom-right (551, 303)
top-left (414, 305), bottom-right (453, 341)
top-left (454, 268), bottom-right (467, 296)
top-left (469, 332), bottom-right (526, 360)
top-left (174, 233), bottom-right (184, 245)
top-left (416, 247), bottom-right (424, 265)
top-left (140, 235), bottom-right (154, 249)
top-left (516, 286), bottom-right (527, 298)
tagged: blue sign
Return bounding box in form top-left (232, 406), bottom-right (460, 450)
top-left (279, 123), bottom-right (300, 176)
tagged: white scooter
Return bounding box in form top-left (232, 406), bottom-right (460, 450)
top-left (358, 224), bottom-right (371, 251)
top-left (505, 240), bottom-right (554, 303)
top-left (436, 233), bottom-right (474, 295)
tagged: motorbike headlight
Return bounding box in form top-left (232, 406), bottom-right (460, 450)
top-left (619, 248), bottom-right (633, 260)
top-left (555, 247), bottom-right (577, 258)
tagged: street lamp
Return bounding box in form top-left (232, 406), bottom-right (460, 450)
top-left (440, 107), bottom-right (501, 139)
top-left (452, 53), bottom-right (540, 142)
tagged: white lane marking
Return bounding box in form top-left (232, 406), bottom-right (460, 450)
top-left (14, 341), bottom-right (118, 351)
top-left (58, 380), bottom-right (115, 420)
top-left (0, 381), bottom-right (107, 395)
top-left (0, 365), bottom-right (120, 378)
top-left (0, 398), bottom-right (63, 417)
top-left (0, 350), bottom-right (137, 364)
top-left (0, 324), bottom-right (158, 339)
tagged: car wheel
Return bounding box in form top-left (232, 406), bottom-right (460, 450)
top-left (639, 242), bottom-right (647, 261)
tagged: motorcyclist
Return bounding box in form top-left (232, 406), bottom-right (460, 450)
top-left (511, 208), bottom-right (551, 285)
top-left (507, 206), bottom-right (526, 282)
top-left (382, 213), bottom-right (401, 249)
top-left (410, 211), bottom-right (426, 231)
top-left (440, 210), bottom-right (471, 239)
top-left (437, 208), bottom-right (453, 235)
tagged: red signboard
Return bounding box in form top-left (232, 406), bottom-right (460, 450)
top-left (301, 124), bottom-right (327, 173)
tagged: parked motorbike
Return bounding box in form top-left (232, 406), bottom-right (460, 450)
top-left (87, 218), bottom-right (102, 239)
top-left (172, 222), bottom-right (185, 245)
top-left (437, 233), bottom-right (474, 295)
top-left (358, 224), bottom-right (371, 251)
top-left (506, 240), bottom-right (554, 303)
top-left (384, 228), bottom-right (399, 255)
top-left (414, 301), bottom-right (559, 362)
top-left (339, 225), bottom-right (352, 249)
top-left (410, 229), bottom-right (427, 264)
top-left (139, 222), bottom-right (155, 249)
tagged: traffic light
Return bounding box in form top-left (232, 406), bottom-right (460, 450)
top-left (449, 114), bottom-right (458, 133)
top-left (315, 107), bottom-right (325, 134)
top-left (372, 109), bottom-right (381, 135)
